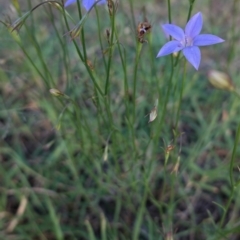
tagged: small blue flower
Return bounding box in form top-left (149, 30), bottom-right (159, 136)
top-left (157, 12), bottom-right (225, 70)
top-left (65, 0), bottom-right (106, 11)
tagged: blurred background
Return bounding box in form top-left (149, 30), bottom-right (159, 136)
top-left (0, 0), bottom-right (240, 239)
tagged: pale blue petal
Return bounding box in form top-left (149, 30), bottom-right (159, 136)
top-left (64, 0), bottom-right (76, 7)
top-left (80, 0), bottom-right (106, 10)
top-left (162, 24), bottom-right (184, 41)
top-left (193, 34), bottom-right (225, 46)
top-left (82, 0), bottom-right (95, 10)
top-left (182, 46), bottom-right (201, 70)
top-left (156, 40), bottom-right (183, 58)
top-left (185, 12), bottom-right (203, 38)
top-left (97, 0), bottom-right (107, 5)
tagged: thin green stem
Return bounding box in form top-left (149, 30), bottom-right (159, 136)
top-left (62, 6), bottom-right (104, 96)
top-left (95, 8), bottom-right (107, 71)
top-left (154, 0), bottom-right (175, 139)
top-left (115, 40), bottom-right (129, 118)
top-left (24, 24), bottom-right (55, 86)
top-left (220, 122), bottom-right (240, 227)
top-left (129, 0), bottom-right (136, 32)
top-left (175, 60), bottom-right (186, 128)
top-left (76, 0), bottom-right (88, 62)
top-left (17, 43), bottom-right (50, 87)
top-left (113, 30), bottom-right (131, 137)
top-left (69, 99), bottom-right (86, 149)
top-left (133, 42), bottom-right (143, 122)
top-left (132, 183), bottom-right (148, 240)
top-left (47, 6), bottom-right (70, 88)
top-left (155, 58), bottom-right (174, 141)
top-left (227, 0), bottom-right (237, 66)
top-left (104, 13), bottom-right (116, 95)
top-left (167, 0), bottom-right (172, 23)
top-left (186, 0), bottom-right (196, 22)
top-left (229, 122), bottom-right (240, 189)
top-left (219, 189), bottom-right (234, 228)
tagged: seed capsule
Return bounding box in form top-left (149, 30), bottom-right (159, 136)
top-left (137, 21), bottom-right (151, 43)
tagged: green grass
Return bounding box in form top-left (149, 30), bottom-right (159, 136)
top-left (1, 0), bottom-right (240, 239)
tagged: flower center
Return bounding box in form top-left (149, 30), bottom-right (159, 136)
top-left (181, 35), bottom-right (193, 47)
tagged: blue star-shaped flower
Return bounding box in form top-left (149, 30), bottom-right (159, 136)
top-left (65, 0), bottom-right (106, 11)
top-left (157, 12), bottom-right (225, 70)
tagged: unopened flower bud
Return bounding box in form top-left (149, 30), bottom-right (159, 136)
top-left (149, 107), bottom-right (157, 123)
top-left (103, 144), bottom-right (108, 162)
top-left (49, 88), bottom-right (64, 97)
top-left (208, 70), bottom-right (234, 92)
top-left (173, 52), bottom-right (179, 57)
top-left (148, 99), bottom-right (158, 123)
